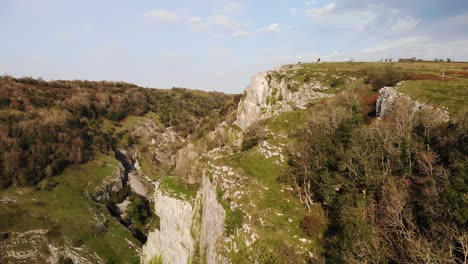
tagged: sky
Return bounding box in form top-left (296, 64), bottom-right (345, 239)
top-left (1, 0), bottom-right (468, 93)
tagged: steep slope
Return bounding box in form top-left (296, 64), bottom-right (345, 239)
top-left (142, 63), bottom-right (359, 263)
top-left (1, 61), bottom-right (467, 263)
top-left (142, 61), bottom-right (467, 263)
top-left (0, 78), bottom-right (238, 263)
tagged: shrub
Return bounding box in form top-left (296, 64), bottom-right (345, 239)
top-left (301, 213), bottom-right (324, 238)
top-left (241, 123), bottom-right (267, 151)
top-left (365, 64), bottom-right (402, 90)
top-left (0, 97), bottom-right (11, 107)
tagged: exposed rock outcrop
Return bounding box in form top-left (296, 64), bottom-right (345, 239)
top-left (174, 143), bottom-right (199, 185)
top-left (0, 229), bottom-right (102, 264)
top-left (142, 184), bottom-right (195, 264)
top-left (142, 174), bottom-right (226, 264)
top-left (200, 173), bottom-right (226, 264)
top-left (235, 69), bottom-right (333, 129)
top-left (90, 163), bottom-right (126, 203)
top-left (376, 86), bottom-right (450, 121)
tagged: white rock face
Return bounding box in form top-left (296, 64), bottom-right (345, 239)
top-left (234, 69), bottom-right (332, 129)
top-left (142, 186), bottom-right (195, 264)
top-left (376, 86), bottom-right (399, 117)
top-left (200, 174), bottom-right (226, 264)
top-left (142, 176), bottom-right (226, 264)
top-left (128, 172), bottom-right (148, 197)
top-left (376, 86), bottom-right (449, 121)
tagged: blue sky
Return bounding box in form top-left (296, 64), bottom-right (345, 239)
top-left (1, 0), bottom-right (468, 93)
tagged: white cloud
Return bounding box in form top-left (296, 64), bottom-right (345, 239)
top-left (266, 23), bottom-right (281, 33)
top-left (268, 35), bottom-right (468, 64)
top-left (210, 15), bottom-right (253, 37)
top-left (290, 8), bottom-right (297, 16)
top-left (144, 9), bottom-right (179, 23)
top-left (232, 30), bottom-right (251, 37)
top-left (188, 16), bottom-right (209, 31)
top-left (302, 3), bottom-right (423, 40)
top-left (360, 6), bottom-right (421, 37)
top-left (215, 71), bottom-right (225, 77)
top-left (159, 53), bottom-right (186, 59)
top-left (305, 0), bottom-right (317, 7)
top-left (306, 2), bottom-right (336, 16)
top-left (230, 23), bottom-right (282, 37)
top-left (386, 17), bottom-right (420, 35)
top-left (188, 16), bottom-right (202, 24)
top-left (221, 1), bottom-right (244, 14)
top-left (359, 37), bottom-right (429, 54)
top-left (213, 15), bottom-right (238, 31)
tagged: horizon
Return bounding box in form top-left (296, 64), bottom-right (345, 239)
top-left (1, 0), bottom-right (468, 93)
top-left (3, 60), bottom-right (468, 93)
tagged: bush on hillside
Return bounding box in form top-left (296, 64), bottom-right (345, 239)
top-left (365, 64), bottom-right (402, 90)
top-left (241, 123), bottom-right (268, 151)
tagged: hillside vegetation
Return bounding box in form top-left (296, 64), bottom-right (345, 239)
top-left (264, 61), bottom-right (467, 263)
top-left (0, 77), bottom-right (240, 189)
top-left (0, 61), bottom-right (467, 263)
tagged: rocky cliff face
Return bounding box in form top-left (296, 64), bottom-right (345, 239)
top-left (234, 68), bottom-right (332, 129)
top-left (142, 174), bottom-right (225, 264)
top-left (200, 173), bottom-right (226, 264)
top-left (141, 183), bottom-right (195, 264)
top-left (142, 66), bottom-right (336, 263)
top-left (376, 85), bottom-right (449, 121)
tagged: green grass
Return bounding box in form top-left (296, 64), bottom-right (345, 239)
top-left (148, 255), bottom-right (163, 264)
top-left (138, 151), bottom-right (163, 181)
top-left (282, 61), bottom-right (468, 116)
top-left (238, 152), bottom-right (283, 186)
top-left (263, 109), bottom-right (307, 135)
top-left (0, 152), bottom-right (141, 263)
top-left (263, 100), bottom-right (329, 135)
top-left (159, 176), bottom-right (198, 200)
top-left (399, 79), bottom-right (468, 114)
top-left (218, 147), bottom-right (325, 258)
top-left (101, 118), bottom-right (118, 133)
top-left (73, 152), bottom-right (120, 192)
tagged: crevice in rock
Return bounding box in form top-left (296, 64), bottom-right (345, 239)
top-left (106, 202), bottom-right (148, 244)
top-left (97, 149), bottom-right (154, 245)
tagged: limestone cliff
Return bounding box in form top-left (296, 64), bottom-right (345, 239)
top-left (142, 174), bottom-right (226, 264)
top-left (235, 67), bottom-right (332, 129)
top-left (200, 173), bottom-right (226, 264)
top-left (376, 85), bottom-right (449, 121)
top-left (141, 183), bottom-right (195, 264)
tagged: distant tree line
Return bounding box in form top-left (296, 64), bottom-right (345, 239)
top-left (396, 57), bottom-right (453, 63)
